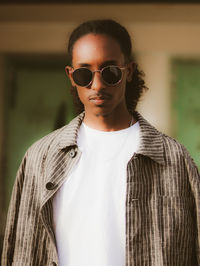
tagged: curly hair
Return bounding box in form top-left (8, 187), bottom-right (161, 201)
top-left (67, 19), bottom-right (148, 114)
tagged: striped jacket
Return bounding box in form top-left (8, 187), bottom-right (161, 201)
top-left (1, 112), bottom-right (200, 266)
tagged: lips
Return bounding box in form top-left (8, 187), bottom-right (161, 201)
top-left (91, 97), bottom-right (106, 105)
top-left (89, 94), bottom-right (111, 105)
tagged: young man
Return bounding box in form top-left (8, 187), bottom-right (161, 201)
top-left (2, 19), bottom-right (200, 266)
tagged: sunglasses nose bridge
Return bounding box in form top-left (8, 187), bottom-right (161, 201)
top-left (92, 69), bottom-right (102, 77)
top-left (90, 69), bottom-right (104, 90)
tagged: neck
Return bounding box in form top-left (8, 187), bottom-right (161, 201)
top-left (83, 109), bottom-right (135, 132)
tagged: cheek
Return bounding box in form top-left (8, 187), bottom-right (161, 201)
top-left (115, 81), bottom-right (127, 98)
top-left (76, 87), bottom-right (88, 103)
top-left (116, 73), bottom-right (127, 93)
top-left (71, 79), bottom-right (76, 87)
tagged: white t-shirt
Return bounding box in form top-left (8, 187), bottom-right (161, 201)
top-left (53, 121), bottom-right (140, 266)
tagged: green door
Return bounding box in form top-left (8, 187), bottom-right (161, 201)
top-left (172, 59), bottom-right (200, 169)
top-left (4, 57), bottom-right (75, 206)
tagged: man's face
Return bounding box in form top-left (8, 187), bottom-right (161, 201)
top-left (66, 33), bottom-right (133, 117)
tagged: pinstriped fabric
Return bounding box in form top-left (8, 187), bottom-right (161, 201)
top-left (125, 113), bottom-right (200, 265)
top-left (1, 114), bottom-right (83, 266)
top-left (1, 112), bottom-right (200, 266)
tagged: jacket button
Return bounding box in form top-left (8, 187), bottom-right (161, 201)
top-left (46, 182), bottom-right (56, 190)
top-left (69, 149), bottom-right (76, 158)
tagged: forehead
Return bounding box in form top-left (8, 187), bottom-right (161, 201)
top-left (72, 33), bottom-right (125, 67)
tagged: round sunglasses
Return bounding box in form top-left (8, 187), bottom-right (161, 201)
top-left (70, 65), bottom-right (126, 87)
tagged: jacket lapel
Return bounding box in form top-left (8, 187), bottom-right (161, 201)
top-left (39, 112), bottom-right (84, 245)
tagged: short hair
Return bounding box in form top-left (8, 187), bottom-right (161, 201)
top-left (67, 19), bottom-right (148, 114)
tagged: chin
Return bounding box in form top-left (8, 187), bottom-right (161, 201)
top-left (94, 108), bottom-right (113, 118)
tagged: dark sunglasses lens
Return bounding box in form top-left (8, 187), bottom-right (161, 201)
top-left (102, 66), bottom-right (122, 85)
top-left (72, 68), bottom-right (92, 86)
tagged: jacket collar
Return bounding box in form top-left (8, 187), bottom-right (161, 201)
top-left (134, 112), bottom-right (165, 165)
top-left (57, 112), bottom-right (85, 149)
top-left (57, 111), bottom-right (165, 165)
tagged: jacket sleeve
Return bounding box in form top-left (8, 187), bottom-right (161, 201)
top-left (184, 150), bottom-right (200, 264)
top-left (1, 153), bottom-right (27, 266)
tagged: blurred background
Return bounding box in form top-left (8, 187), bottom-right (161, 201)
top-left (0, 0), bottom-right (200, 255)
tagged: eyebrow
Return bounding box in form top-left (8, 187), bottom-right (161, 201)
top-left (77, 60), bottom-right (119, 68)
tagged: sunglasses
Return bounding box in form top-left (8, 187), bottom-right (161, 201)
top-left (70, 65), bottom-right (126, 87)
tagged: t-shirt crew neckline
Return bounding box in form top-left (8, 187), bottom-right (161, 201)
top-left (82, 121), bottom-right (138, 135)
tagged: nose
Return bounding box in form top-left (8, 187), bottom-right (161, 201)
top-left (90, 71), bottom-right (104, 92)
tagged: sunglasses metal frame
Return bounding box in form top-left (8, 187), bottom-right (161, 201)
top-left (69, 65), bottom-right (126, 87)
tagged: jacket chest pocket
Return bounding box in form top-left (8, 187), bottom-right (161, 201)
top-left (128, 195), bottom-right (195, 240)
top-left (127, 158), bottom-right (192, 199)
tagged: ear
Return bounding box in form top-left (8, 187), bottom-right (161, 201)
top-left (65, 66), bottom-right (76, 87)
top-left (126, 61), bottom-right (135, 83)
